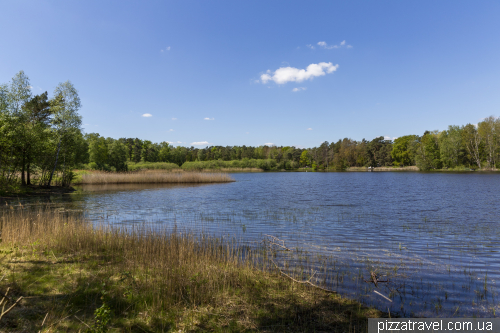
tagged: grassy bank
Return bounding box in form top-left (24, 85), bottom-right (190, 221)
top-left (75, 170), bottom-right (235, 185)
top-left (181, 159), bottom-right (278, 171)
top-left (126, 162), bottom-right (181, 172)
top-left (0, 207), bottom-right (384, 332)
top-left (347, 166), bottom-right (419, 172)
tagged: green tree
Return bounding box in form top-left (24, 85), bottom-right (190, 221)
top-left (89, 135), bottom-right (108, 169)
top-left (415, 131), bottom-right (441, 170)
top-left (19, 92), bottom-right (52, 185)
top-left (299, 150), bottom-right (309, 167)
top-left (462, 124), bottom-right (482, 169)
top-left (391, 135), bottom-right (418, 167)
top-left (478, 116), bottom-right (499, 169)
top-left (108, 140), bottom-right (128, 171)
top-left (48, 81), bottom-right (82, 186)
top-left (439, 125), bottom-right (465, 168)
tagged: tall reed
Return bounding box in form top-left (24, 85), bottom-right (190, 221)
top-left (76, 170), bottom-right (234, 184)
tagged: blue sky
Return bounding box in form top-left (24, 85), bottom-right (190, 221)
top-left (1, 1), bottom-right (499, 148)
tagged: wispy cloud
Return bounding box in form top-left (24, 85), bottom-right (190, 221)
top-left (306, 128), bottom-right (313, 131)
top-left (316, 40), bottom-right (352, 49)
top-left (292, 87), bottom-right (307, 92)
top-left (306, 44), bottom-right (315, 50)
top-left (191, 141), bottom-right (209, 146)
top-left (169, 129), bottom-right (174, 132)
top-left (204, 117), bottom-right (214, 120)
top-left (384, 136), bottom-right (397, 141)
top-left (142, 113), bottom-right (153, 117)
top-left (172, 117), bottom-right (177, 120)
top-left (260, 62), bottom-right (338, 84)
top-left (160, 46), bottom-right (171, 53)
top-left (264, 143), bottom-right (274, 146)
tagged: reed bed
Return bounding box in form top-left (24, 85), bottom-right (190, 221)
top-left (0, 206), bottom-right (383, 332)
top-left (76, 170), bottom-right (234, 184)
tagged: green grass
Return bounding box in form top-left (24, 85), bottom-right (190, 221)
top-left (126, 162), bottom-right (181, 171)
top-left (0, 206), bottom-right (385, 332)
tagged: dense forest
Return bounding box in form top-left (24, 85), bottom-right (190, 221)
top-left (1, 71), bottom-right (499, 188)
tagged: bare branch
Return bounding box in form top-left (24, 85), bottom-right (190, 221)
top-left (270, 259), bottom-right (336, 293)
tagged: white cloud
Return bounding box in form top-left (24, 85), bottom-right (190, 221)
top-left (172, 117), bottom-right (177, 120)
top-left (142, 113), bottom-right (153, 117)
top-left (316, 40), bottom-right (352, 49)
top-left (384, 136), bottom-right (397, 141)
top-left (306, 128), bottom-right (312, 131)
top-left (306, 44), bottom-right (315, 49)
top-left (191, 141), bottom-right (209, 146)
top-left (169, 129), bottom-right (174, 132)
top-left (260, 62), bottom-right (338, 84)
top-left (292, 87), bottom-right (307, 92)
top-left (264, 143), bottom-right (274, 146)
top-left (204, 117), bottom-right (214, 120)
top-left (161, 46), bottom-right (171, 53)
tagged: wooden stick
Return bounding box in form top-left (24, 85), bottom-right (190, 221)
top-left (74, 315), bottom-right (91, 329)
top-left (270, 259), bottom-right (336, 293)
top-left (0, 296), bottom-right (23, 321)
top-left (373, 290), bottom-right (392, 302)
top-left (0, 287), bottom-right (10, 309)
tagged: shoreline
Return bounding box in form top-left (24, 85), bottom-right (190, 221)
top-left (0, 208), bottom-right (386, 331)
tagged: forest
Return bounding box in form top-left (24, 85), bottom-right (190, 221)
top-left (1, 70), bottom-right (499, 189)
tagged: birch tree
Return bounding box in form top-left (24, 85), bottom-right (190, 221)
top-left (478, 116), bottom-right (499, 169)
top-left (48, 81), bottom-right (82, 186)
top-left (462, 124), bottom-right (482, 169)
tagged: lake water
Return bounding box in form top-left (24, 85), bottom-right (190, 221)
top-left (10, 172), bottom-right (500, 317)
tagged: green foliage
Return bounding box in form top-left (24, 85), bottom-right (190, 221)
top-left (87, 302), bottom-right (112, 333)
top-left (108, 140), bottom-right (128, 171)
top-left (299, 150), bottom-right (309, 167)
top-left (127, 161), bottom-right (180, 171)
top-left (391, 135), bottom-right (418, 167)
top-left (415, 131), bottom-right (442, 171)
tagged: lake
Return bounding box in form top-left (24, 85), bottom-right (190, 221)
top-left (10, 172), bottom-right (500, 317)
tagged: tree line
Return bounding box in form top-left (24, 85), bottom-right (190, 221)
top-left (1, 70), bottom-right (499, 190)
top-left (87, 119), bottom-right (499, 172)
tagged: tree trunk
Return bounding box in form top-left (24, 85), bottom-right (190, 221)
top-left (48, 139), bottom-right (61, 187)
top-left (21, 154), bottom-right (26, 186)
top-left (27, 161), bottom-right (31, 185)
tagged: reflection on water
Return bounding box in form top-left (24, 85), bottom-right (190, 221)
top-left (7, 172), bottom-right (500, 318)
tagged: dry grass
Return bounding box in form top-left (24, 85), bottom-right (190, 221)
top-left (76, 170), bottom-right (234, 184)
top-left (0, 206), bottom-right (384, 332)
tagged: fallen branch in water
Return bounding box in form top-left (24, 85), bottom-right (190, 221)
top-left (364, 271), bottom-right (389, 287)
top-left (270, 259), bottom-right (336, 293)
top-left (263, 234), bottom-right (291, 251)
